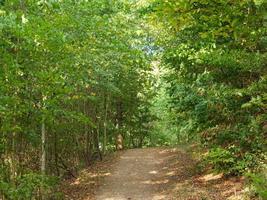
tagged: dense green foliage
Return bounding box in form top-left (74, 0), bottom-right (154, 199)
top-left (0, 0), bottom-right (153, 199)
top-left (247, 173), bottom-right (267, 199)
top-left (1, 0), bottom-right (267, 199)
top-left (145, 0), bottom-right (267, 197)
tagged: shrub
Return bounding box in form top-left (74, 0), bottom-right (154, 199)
top-left (0, 172), bottom-right (60, 200)
top-left (246, 173), bottom-right (267, 200)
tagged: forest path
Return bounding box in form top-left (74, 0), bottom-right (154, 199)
top-left (95, 148), bottom-right (169, 200)
top-left (63, 146), bottom-right (244, 200)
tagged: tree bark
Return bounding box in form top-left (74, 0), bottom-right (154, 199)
top-left (103, 95), bottom-right (109, 154)
top-left (41, 118), bottom-right (46, 175)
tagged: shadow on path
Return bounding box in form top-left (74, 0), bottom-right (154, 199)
top-left (62, 146), bottom-right (245, 200)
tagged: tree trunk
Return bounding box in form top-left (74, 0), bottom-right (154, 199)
top-left (54, 130), bottom-right (59, 176)
top-left (96, 121), bottom-right (102, 161)
top-left (103, 95), bottom-right (109, 154)
top-left (41, 118), bottom-right (46, 175)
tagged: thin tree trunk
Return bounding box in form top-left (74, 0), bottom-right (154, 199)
top-left (103, 95), bottom-right (109, 154)
top-left (84, 99), bottom-right (90, 165)
top-left (54, 130), bottom-right (59, 176)
top-left (96, 121), bottom-right (102, 161)
top-left (10, 129), bottom-right (17, 184)
top-left (41, 118), bottom-right (46, 174)
top-left (85, 129), bottom-right (90, 165)
top-left (40, 115), bottom-right (46, 200)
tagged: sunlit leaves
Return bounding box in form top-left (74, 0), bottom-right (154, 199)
top-left (0, 0), bottom-right (151, 198)
top-left (148, 0), bottom-right (267, 178)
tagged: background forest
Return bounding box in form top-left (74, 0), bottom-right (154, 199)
top-left (0, 0), bottom-right (266, 199)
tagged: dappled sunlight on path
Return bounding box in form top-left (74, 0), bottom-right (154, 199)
top-left (95, 148), bottom-right (169, 200)
top-left (63, 147), bottom-right (245, 200)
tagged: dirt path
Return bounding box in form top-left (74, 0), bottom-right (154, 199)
top-left (95, 148), bottom-right (168, 200)
top-left (62, 146), bottom-right (245, 200)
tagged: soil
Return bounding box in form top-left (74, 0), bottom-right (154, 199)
top-left (61, 146), bottom-right (246, 200)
